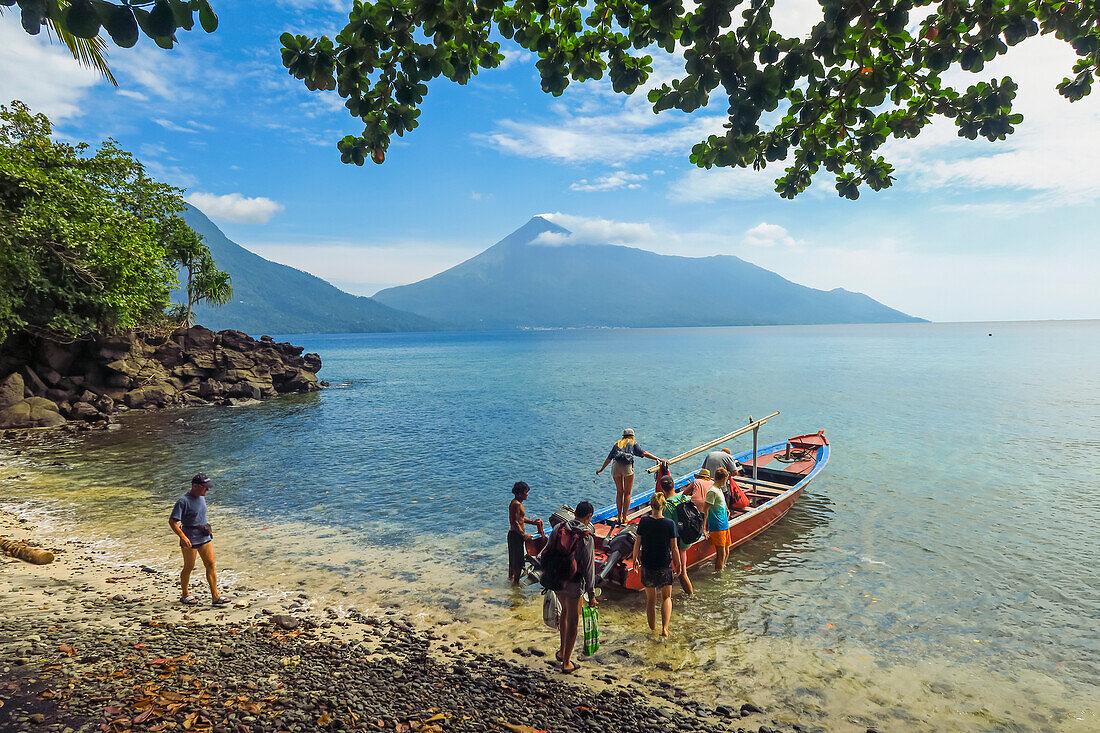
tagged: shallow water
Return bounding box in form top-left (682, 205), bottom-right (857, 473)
top-left (3, 321), bottom-right (1098, 731)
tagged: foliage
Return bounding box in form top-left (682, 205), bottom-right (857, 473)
top-left (1, 0), bottom-right (217, 50)
top-left (0, 101), bottom-right (229, 342)
top-left (279, 0), bottom-right (1099, 199)
top-left (162, 216), bottom-right (232, 326)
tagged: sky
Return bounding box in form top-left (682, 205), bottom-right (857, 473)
top-left (2, 1), bottom-right (1098, 322)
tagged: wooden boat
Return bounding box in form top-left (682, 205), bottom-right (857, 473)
top-left (526, 417), bottom-right (829, 591)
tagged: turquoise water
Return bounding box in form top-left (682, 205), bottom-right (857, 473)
top-left (4, 321), bottom-right (1098, 730)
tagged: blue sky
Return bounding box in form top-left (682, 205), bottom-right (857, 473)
top-left (3, 1), bottom-right (1098, 322)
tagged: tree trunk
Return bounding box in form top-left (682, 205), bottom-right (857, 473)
top-left (0, 537), bottom-right (54, 565)
top-left (185, 264), bottom-right (195, 327)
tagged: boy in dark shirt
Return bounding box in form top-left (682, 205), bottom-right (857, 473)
top-left (508, 481), bottom-right (544, 585)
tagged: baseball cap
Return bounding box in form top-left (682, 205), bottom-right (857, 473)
top-left (191, 473), bottom-right (213, 488)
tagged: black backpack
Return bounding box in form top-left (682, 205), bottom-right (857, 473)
top-left (613, 442), bottom-right (635, 465)
top-left (674, 500), bottom-right (704, 545)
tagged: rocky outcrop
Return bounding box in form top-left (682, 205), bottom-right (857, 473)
top-left (0, 326), bottom-right (324, 430)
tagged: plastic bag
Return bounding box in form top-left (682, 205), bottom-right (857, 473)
top-left (543, 590), bottom-right (561, 629)
top-left (582, 604), bottom-right (600, 655)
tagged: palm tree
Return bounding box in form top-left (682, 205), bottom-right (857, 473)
top-left (2, 2), bottom-right (117, 86)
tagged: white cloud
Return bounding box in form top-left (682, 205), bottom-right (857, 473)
top-left (187, 193), bottom-right (284, 224)
top-left (476, 54), bottom-right (727, 165)
top-left (883, 37), bottom-right (1099, 207)
top-left (534, 213), bottom-right (662, 246)
top-left (670, 166), bottom-right (780, 202)
top-left (0, 23), bottom-right (100, 121)
top-left (738, 234), bottom-right (1100, 322)
top-left (153, 117), bottom-right (199, 133)
top-left (742, 222), bottom-right (801, 248)
top-left (497, 47), bottom-right (535, 70)
top-left (570, 172), bottom-right (648, 192)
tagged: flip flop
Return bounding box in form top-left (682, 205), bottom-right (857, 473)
top-left (561, 661), bottom-right (579, 674)
top-left (179, 596), bottom-right (198, 606)
top-left (212, 596), bottom-right (232, 606)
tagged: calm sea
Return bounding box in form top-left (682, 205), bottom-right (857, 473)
top-left (3, 321), bottom-right (1098, 731)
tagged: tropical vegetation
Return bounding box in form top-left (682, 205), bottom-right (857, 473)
top-left (0, 101), bottom-right (230, 342)
top-left (3, 1), bottom-right (1098, 199)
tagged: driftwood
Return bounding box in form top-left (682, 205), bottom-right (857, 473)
top-left (0, 536), bottom-right (55, 565)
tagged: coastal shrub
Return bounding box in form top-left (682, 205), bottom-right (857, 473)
top-left (0, 101), bottom-right (229, 343)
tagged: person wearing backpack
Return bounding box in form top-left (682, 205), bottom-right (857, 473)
top-left (596, 429), bottom-right (665, 525)
top-left (657, 476), bottom-right (695, 595)
top-left (539, 501), bottom-right (597, 673)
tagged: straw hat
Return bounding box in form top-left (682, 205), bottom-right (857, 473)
top-left (696, 468), bottom-right (711, 479)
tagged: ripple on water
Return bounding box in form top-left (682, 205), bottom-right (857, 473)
top-left (2, 321), bottom-right (1099, 732)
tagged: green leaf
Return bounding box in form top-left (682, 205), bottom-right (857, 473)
top-left (147, 0), bottom-right (177, 38)
top-left (198, 0), bottom-right (218, 33)
top-left (64, 0), bottom-right (102, 40)
top-left (103, 5), bottom-right (139, 48)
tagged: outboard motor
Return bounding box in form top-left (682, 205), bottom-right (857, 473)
top-left (548, 505), bottom-right (575, 529)
top-left (597, 524), bottom-right (638, 586)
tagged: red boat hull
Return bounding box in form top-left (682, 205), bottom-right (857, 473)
top-left (527, 431), bottom-right (829, 591)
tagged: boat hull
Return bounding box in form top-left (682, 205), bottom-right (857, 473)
top-left (528, 431), bottom-right (829, 591)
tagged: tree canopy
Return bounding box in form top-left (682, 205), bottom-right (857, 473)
top-left (277, 0), bottom-right (1099, 198)
top-left (4, 1), bottom-right (1098, 199)
top-left (0, 102), bottom-right (230, 343)
top-left (3, 0), bottom-right (218, 49)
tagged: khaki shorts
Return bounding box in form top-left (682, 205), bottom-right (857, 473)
top-left (610, 460), bottom-right (634, 477)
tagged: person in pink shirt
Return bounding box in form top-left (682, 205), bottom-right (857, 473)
top-left (684, 468), bottom-right (715, 513)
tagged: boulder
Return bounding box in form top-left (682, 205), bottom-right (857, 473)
top-left (189, 351), bottom-right (216, 370)
top-left (226, 381), bottom-right (262, 400)
top-left (173, 362), bottom-right (209, 379)
top-left (176, 325), bottom-right (216, 351)
top-left (123, 383), bottom-right (177, 409)
top-left (216, 329), bottom-right (252, 352)
top-left (260, 335), bottom-right (274, 342)
top-left (0, 397), bottom-right (66, 428)
top-left (104, 359), bottom-right (132, 374)
top-left (302, 353), bottom-right (322, 373)
top-left (284, 369), bottom-right (320, 392)
top-left (218, 348), bottom-right (255, 371)
top-left (104, 373), bottom-right (132, 388)
top-left (39, 366), bottom-right (62, 386)
top-left (38, 339), bottom-right (75, 374)
top-left (277, 342), bottom-right (304, 357)
top-left (0, 372), bottom-right (24, 411)
top-left (154, 340), bottom-right (185, 368)
top-left (68, 402), bottom-right (102, 422)
top-left (44, 387), bottom-right (72, 404)
top-left (23, 366), bottom-right (48, 394)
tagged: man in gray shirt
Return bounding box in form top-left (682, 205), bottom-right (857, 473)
top-left (702, 448), bottom-right (742, 479)
top-left (169, 473), bottom-right (229, 606)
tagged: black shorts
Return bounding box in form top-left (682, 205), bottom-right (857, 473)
top-left (640, 565), bottom-right (675, 588)
top-left (507, 530), bottom-right (526, 577)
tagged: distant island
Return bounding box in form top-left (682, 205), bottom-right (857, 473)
top-left (373, 216), bottom-right (923, 329)
top-left (182, 210), bottom-right (922, 335)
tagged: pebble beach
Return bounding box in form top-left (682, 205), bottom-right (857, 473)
top-left (0, 510), bottom-right (797, 733)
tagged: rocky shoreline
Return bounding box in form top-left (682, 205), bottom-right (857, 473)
top-left (0, 512), bottom-right (811, 733)
top-left (0, 327), bottom-right (324, 431)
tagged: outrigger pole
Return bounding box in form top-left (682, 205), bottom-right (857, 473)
top-left (645, 411), bottom-right (781, 483)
